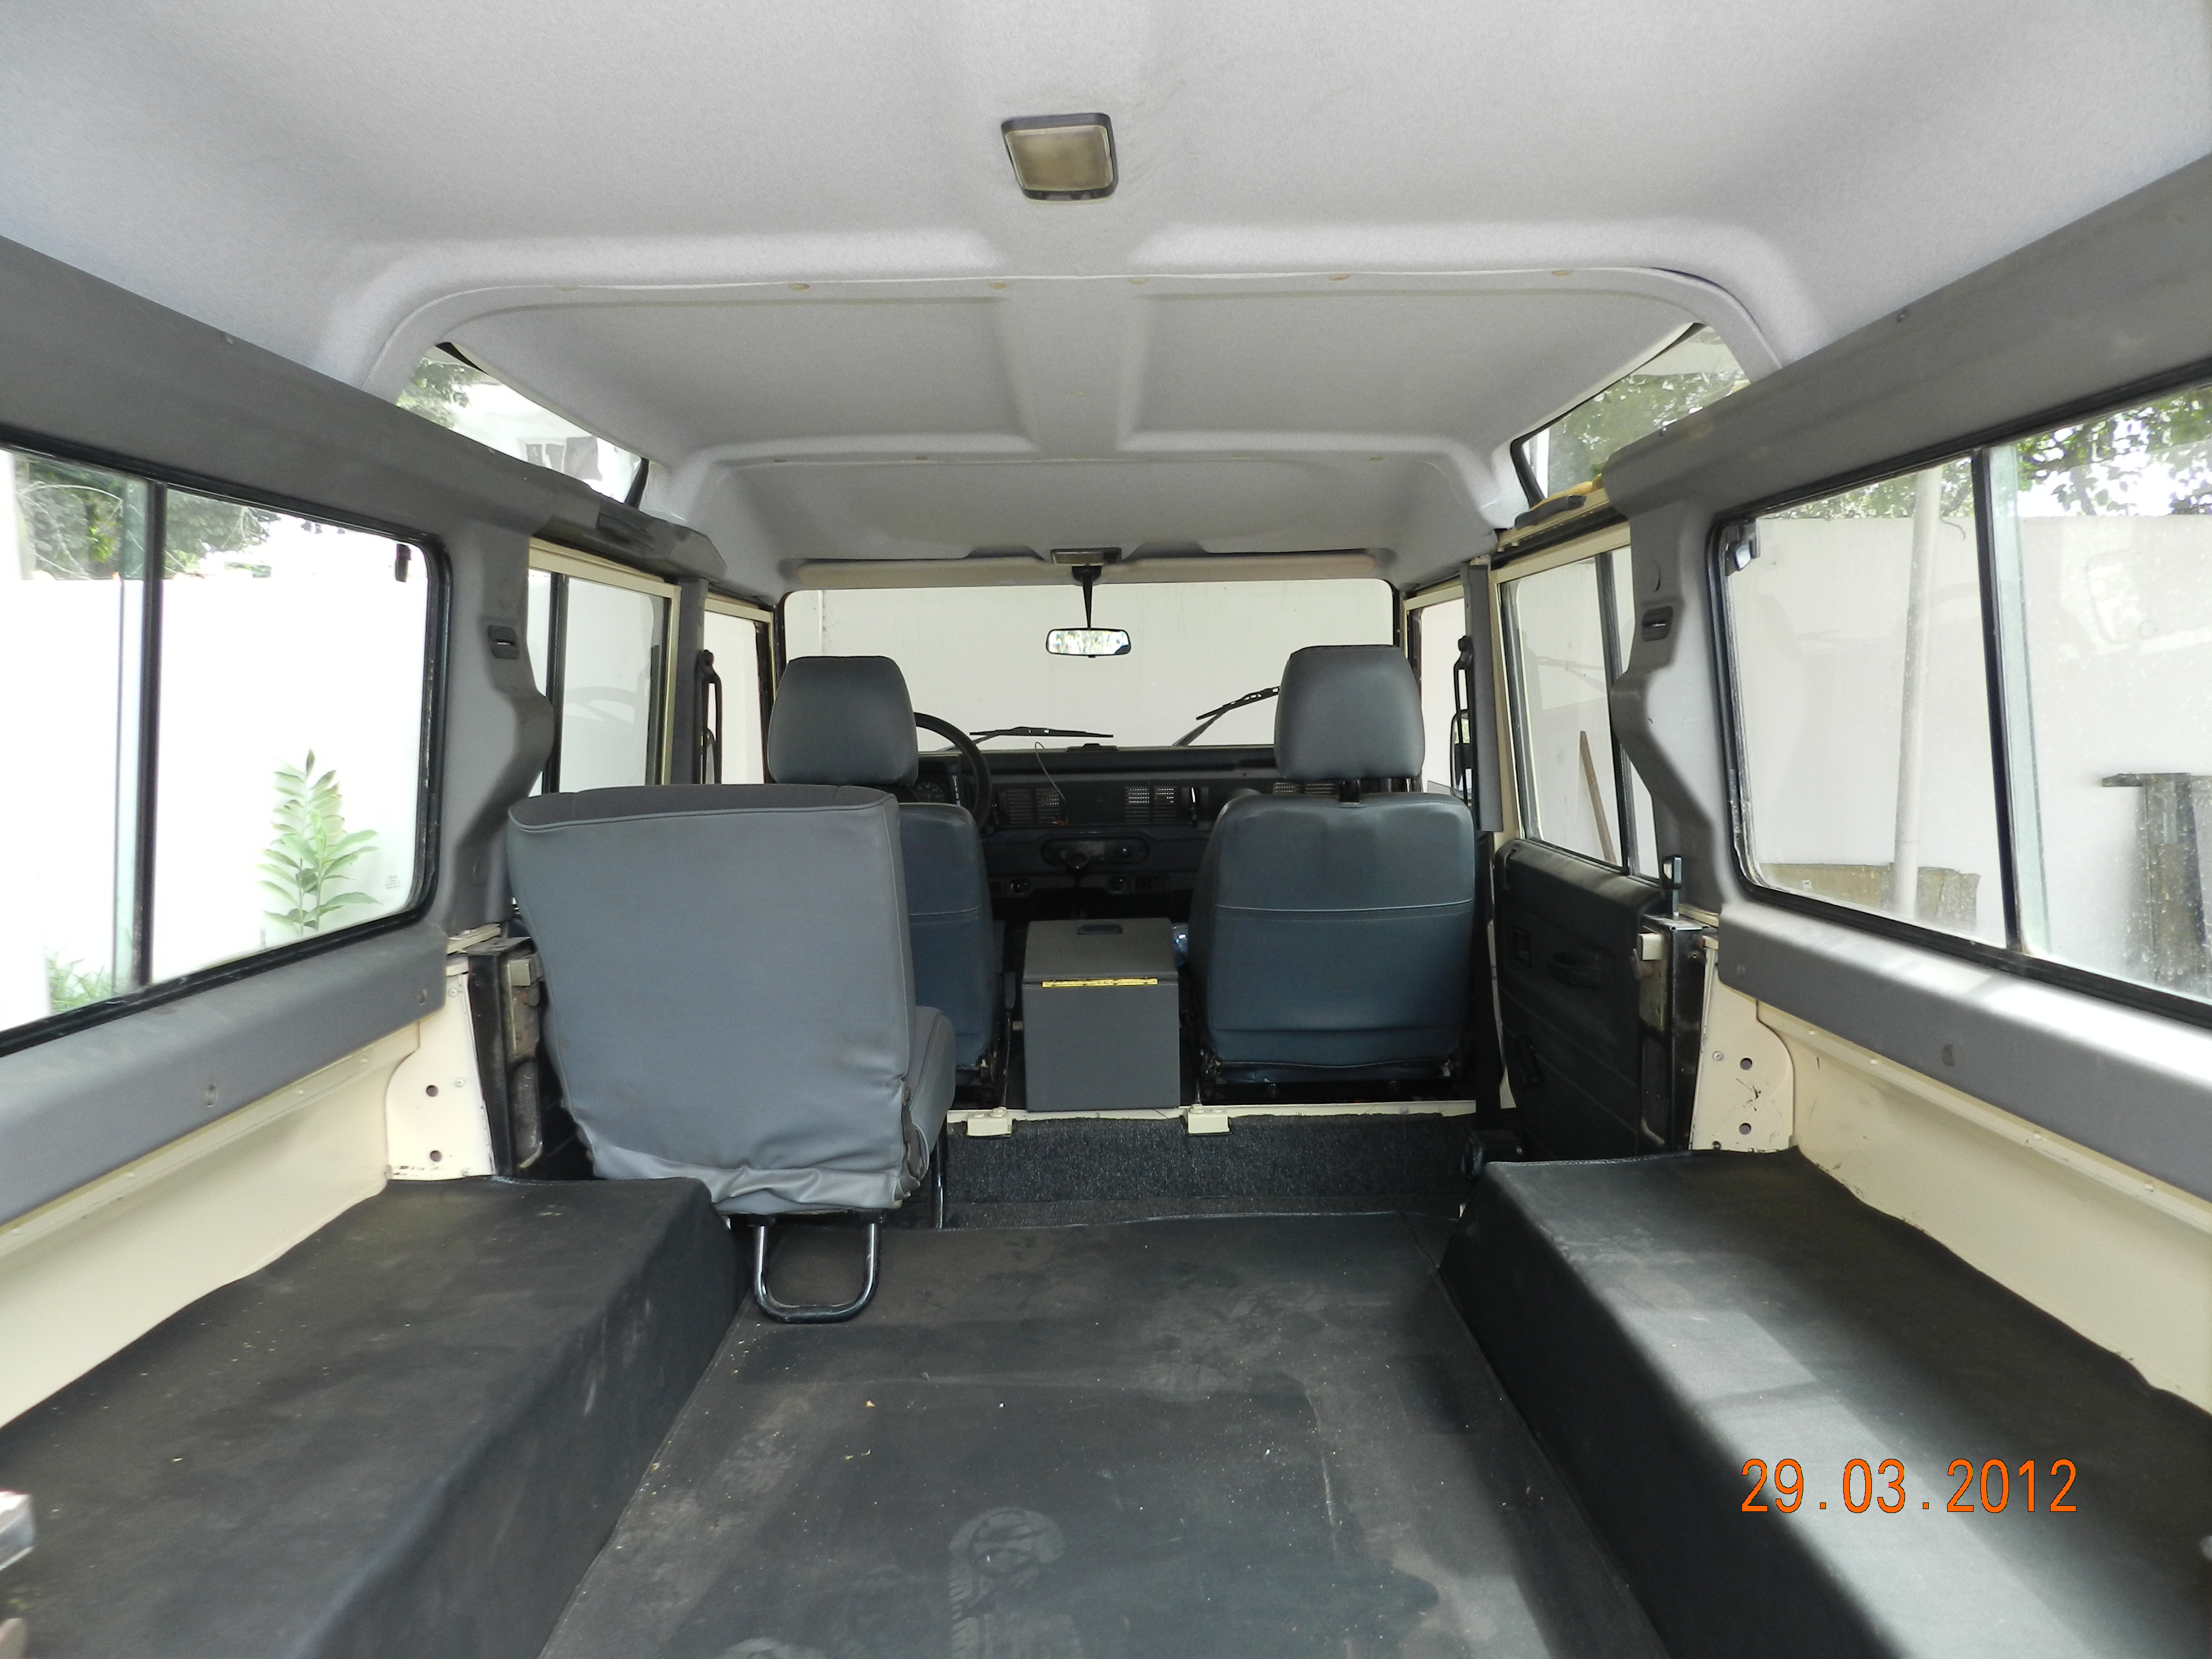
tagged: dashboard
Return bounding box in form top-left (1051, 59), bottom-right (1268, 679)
top-left (911, 745), bottom-right (1338, 902)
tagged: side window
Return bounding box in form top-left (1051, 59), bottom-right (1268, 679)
top-left (1991, 387), bottom-right (2212, 1000)
top-left (0, 451), bottom-right (432, 1041)
top-left (2, 456), bottom-right (151, 1028)
top-left (1499, 550), bottom-right (1662, 877)
top-left (1518, 326), bottom-right (1749, 502)
top-left (1411, 593), bottom-right (1463, 794)
top-left (400, 348), bottom-right (644, 504)
top-left (526, 554), bottom-right (673, 792)
top-left (1502, 557), bottom-right (1623, 864)
top-left (701, 607), bottom-right (766, 784)
top-left (1724, 459), bottom-right (2001, 943)
top-left (152, 492), bottom-right (431, 980)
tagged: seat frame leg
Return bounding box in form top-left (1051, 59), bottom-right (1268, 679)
top-left (749, 1218), bottom-right (880, 1323)
top-left (932, 1128), bottom-right (948, 1230)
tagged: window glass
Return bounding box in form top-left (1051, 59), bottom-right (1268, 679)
top-left (0, 455), bottom-right (149, 1027)
top-left (150, 492), bottom-right (429, 980)
top-left (1523, 327), bottom-right (1749, 500)
top-left (1726, 458), bottom-right (2002, 943)
top-left (1501, 558), bottom-right (1624, 863)
top-left (1, 460), bottom-right (434, 1043)
top-left (401, 348), bottom-right (642, 503)
top-left (1413, 597), bottom-right (1463, 794)
top-left (1992, 387), bottom-right (2212, 1000)
top-left (701, 610), bottom-right (765, 784)
top-left (1601, 557), bottom-right (1662, 878)
top-left (545, 577), bottom-right (668, 791)
top-left (525, 568), bottom-right (554, 697)
top-left (783, 579), bottom-right (1394, 749)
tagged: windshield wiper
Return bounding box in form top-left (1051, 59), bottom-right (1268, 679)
top-left (1173, 685), bottom-right (1277, 747)
top-left (967, 724), bottom-right (1115, 742)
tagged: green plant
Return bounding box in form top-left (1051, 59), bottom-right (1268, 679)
top-left (398, 353), bottom-right (482, 428)
top-left (45, 952), bottom-right (115, 1012)
top-left (259, 753), bottom-right (379, 938)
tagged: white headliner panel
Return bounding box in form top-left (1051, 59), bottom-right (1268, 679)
top-left (1130, 290), bottom-right (1687, 435)
top-left (459, 298), bottom-right (1025, 452)
top-left (3, 1), bottom-right (2208, 593)
top-left (732, 455), bottom-right (1460, 566)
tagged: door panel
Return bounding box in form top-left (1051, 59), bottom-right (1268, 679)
top-left (1495, 838), bottom-right (1661, 1158)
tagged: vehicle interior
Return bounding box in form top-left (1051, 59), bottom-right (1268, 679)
top-left (2, 8), bottom-right (2210, 1657)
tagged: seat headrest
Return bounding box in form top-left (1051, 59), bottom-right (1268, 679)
top-left (766, 656), bottom-right (919, 788)
top-left (1273, 645), bottom-right (1425, 781)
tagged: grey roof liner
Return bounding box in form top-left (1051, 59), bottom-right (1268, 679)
top-left (0, 232), bottom-right (723, 582)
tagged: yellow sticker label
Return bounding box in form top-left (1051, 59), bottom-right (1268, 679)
top-left (1037, 977), bottom-right (1161, 989)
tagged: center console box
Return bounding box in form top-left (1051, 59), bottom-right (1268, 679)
top-left (1020, 919), bottom-right (1183, 1111)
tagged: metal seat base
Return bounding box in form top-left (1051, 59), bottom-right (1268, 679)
top-left (748, 1218), bottom-right (880, 1323)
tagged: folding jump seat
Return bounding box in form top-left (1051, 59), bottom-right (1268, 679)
top-left (507, 782), bottom-right (953, 1320)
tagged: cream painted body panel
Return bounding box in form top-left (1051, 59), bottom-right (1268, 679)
top-left (1691, 933), bottom-right (2212, 1414)
top-left (1688, 965), bottom-right (1794, 1152)
top-left (0, 1028), bottom-right (413, 1428)
top-left (385, 959), bottom-right (497, 1179)
top-left (1772, 1005), bottom-right (2212, 1415)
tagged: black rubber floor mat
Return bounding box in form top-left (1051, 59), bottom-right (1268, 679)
top-left (0, 1178), bottom-right (734, 1659)
top-left (1443, 1153), bottom-right (2212, 1658)
top-left (540, 1214), bottom-right (1665, 1659)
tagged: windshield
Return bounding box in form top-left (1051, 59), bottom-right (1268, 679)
top-left (783, 578), bottom-right (1395, 748)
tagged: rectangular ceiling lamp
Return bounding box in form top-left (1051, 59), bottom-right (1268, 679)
top-left (1002, 113), bottom-right (1116, 200)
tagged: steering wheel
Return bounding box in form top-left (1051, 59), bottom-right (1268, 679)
top-left (914, 712), bottom-right (994, 832)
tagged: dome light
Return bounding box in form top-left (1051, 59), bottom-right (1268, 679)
top-left (1001, 114), bottom-right (1117, 201)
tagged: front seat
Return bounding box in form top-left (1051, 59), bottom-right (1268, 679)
top-left (507, 782), bottom-right (953, 1321)
top-left (766, 656), bottom-right (998, 1077)
top-left (1191, 644), bottom-right (1476, 1079)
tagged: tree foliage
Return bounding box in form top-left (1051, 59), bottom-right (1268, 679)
top-left (1769, 459), bottom-right (1976, 521)
top-left (2014, 384), bottom-right (2212, 515)
top-left (17, 457), bottom-right (141, 579)
top-left (14, 456), bottom-right (274, 578)
top-left (1542, 367), bottom-right (1747, 497)
top-left (165, 493), bottom-right (275, 574)
top-left (259, 753), bottom-right (380, 938)
top-left (44, 952), bottom-right (115, 1013)
top-left (398, 355), bottom-right (481, 429)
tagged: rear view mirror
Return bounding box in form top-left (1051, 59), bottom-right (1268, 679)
top-left (1046, 628), bottom-right (1131, 658)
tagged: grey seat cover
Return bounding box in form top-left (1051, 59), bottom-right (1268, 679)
top-left (1192, 645), bottom-right (1475, 1073)
top-left (507, 784), bottom-right (952, 1214)
top-left (768, 655), bottom-right (998, 1071)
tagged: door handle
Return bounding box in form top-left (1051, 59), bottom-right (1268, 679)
top-left (1547, 952), bottom-right (1603, 989)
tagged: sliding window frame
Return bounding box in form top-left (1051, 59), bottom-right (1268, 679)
top-left (0, 431), bottom-right (447, 1058)
top-left (1488, 522), bottom-right (1644, 875)
top-left (1709, 359), bottom-right (2212, 1034)
top-left (526, 541), bottom-right (682, 791)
